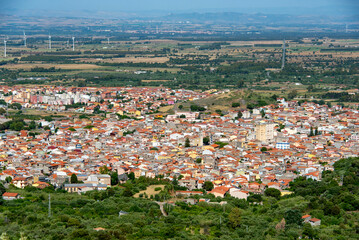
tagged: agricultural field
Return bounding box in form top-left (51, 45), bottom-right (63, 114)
top-left (0, 37), bottom-right (358, 105)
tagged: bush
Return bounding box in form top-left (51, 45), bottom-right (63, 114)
top-left (232, 102), bottom-right (240, 108)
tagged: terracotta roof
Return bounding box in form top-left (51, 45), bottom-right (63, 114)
top-left (2, 192), bottom-right (19, 197)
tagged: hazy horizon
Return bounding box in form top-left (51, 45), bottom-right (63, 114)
top-left (1, 0), bottom-right (359, 17)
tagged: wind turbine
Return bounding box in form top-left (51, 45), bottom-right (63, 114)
top-left (107, 37), bottom-right (110, 45)
top-left (3, 38), bottom-right (7, 58)
top-left (48, 34), bottom-right (52, 49)
top-left (23, 31), bottom-right (27, 47)
top-left (281, 39), bottom-right (286, 70)
top-left (72, 36), bottom-right (75, 51)
top-left (66, 39), bottom-right (69, 48)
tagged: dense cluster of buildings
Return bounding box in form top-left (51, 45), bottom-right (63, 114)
top-left (0, 86), bottom-right (358, 200)
top-left (0, 86), bottom-right (208, 114)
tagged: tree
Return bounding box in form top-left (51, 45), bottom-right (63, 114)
top-left (309, 126), bottom-right (314, 137)
top-left (196, 158), bottom-right (202, 164)
top-left (9, 103), bottom-right (22, 110)
top-left (228, 207), bottom-right (241, 228)
top-left (128, 172), bottom-right (135, 181)
top-left (260, 109), bottom-right (265, 118)
top-left (271, 94), bottom-right (279, 101)
top-left (284, 209), bottom-right (302, 226)
top-left (29, 120), bottom-right (36, 130)
top-left (302, 223), bottom-right (316, 239)
top-left (5, 176), bottom-right (12, 183)
top-left (203, 136), bottom-right (210, 145)
top-left (123, 188), bottom-right (133, 197)
top-left (111, 171), bottom-right (119, 186)
top-left (185, 138), bottom-right (190, 148)
top-left (99, 165), bottom-right (109, 174)
top-left (237, 111), bottom-right (243, 119)
top-left (307, 85), bottom-right (314, 92)
top-left (10, 122), bottom-right (24, 131)
top-left (178, 105), bottom-right (183, 110)
top-left (232, 102), bottom-right (240, 108)
top-left (0, 182), bottom-right (6, 195)
top-left (70, 174), bottom-right (78, 184)
top-left (264, 188), bottom-right (281, 199)
top-left (261, 147), bottom-right (268, 152)
top-left (203, 181), bottom-right (214, 191)
top-left (247, 194), bottom-right (262, 203)
top-left (288, 90), bottom-right (298, 100)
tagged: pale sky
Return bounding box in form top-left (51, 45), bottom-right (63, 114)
top-left (1, 0), bottom-right (358, 16)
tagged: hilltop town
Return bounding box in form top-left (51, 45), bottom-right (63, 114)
top-left (0, 86), bottom-right (358, 199)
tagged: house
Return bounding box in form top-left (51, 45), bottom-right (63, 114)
top-left (2, 192), bottom-right (20, 200)
top-left (229, 188), bottom-right (250, 200)
top-left (302, 215), bottom-right (311, 222)
top-left (266, 182), bottom-right (281, 191)
top-left (32, 181), bottom-right (50, 189)
top-left (183, 198), bottom-right (197, 205)
top-left (119, 210), bottom-right (129, 217)
top-left (11, 177), bottom-right (32, 189)
top-left (93, 227), bottom-right (106, 231)
top-left (175, 190), bottom-right (203, 197)
top-left (64, 183), bottom-right (107, 193)
top-left (302, 215), bottom-right (321, 226)
top-left (85, 174), bottom-right (111, 187)
top-left (309, 218), bottom-right (321, 226)
top-left (208, 186), bottom-right (230, 198)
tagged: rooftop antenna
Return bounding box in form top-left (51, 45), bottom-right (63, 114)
top-left (48, 34), bottom-right (52, 50)
top-left (3, 38), bottom-right (7, 58)
top-left (23, 31), bottom-right (27, 47)
top-left (72, 36), bottom-right (75, 51)
top-left (281, 39), bottom-right (286, 70)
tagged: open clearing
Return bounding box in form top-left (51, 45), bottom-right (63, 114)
top-left (134, 185), bottom-right (166, 198)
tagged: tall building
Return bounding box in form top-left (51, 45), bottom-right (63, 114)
top-left (255, 123), bottom-right (275, 143)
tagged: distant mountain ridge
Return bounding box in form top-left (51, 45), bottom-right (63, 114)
top-left (153, 12), bottom-right (357, 25)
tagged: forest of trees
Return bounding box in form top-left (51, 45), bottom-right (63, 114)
top-left (0, 157), bottom-right (358, 239)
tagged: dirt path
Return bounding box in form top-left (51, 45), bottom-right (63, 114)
top-left (155, 201), bottom-right (168, 216)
